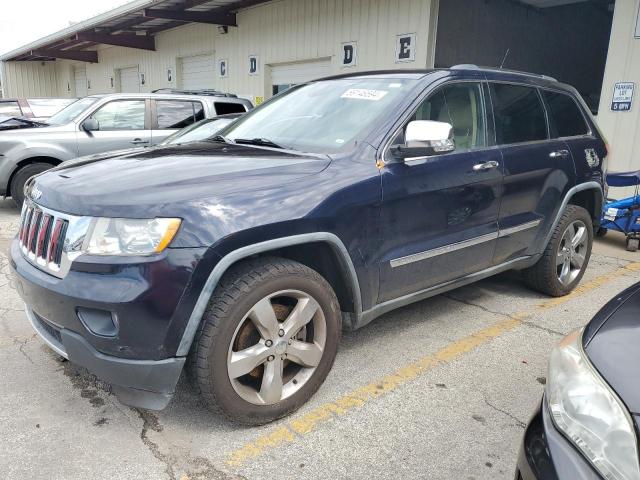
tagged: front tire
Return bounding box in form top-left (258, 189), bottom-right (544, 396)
top-left (522, 205), bottom-right (593, 297)
top-left (10, 162), bottom-right (53, 208)
top-left (189, 257), bottom-right (341, 425)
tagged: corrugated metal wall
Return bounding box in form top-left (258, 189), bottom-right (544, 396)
top-left (597, 0), bottom-right (640, 176)
top-left (1, 61), bottom-right (59, 97)
top-left (1, 0), bottom-right (436, 100)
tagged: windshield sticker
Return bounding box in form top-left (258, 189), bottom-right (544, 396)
top-left (388, 83), bottom-right (402, 88)
top-left (341, 89), bottom-right (388, 101)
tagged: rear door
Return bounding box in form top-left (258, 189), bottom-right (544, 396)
top-left (151, 100), bottom-right (205, 144)
top-left (76, 99), bottom-right (151, 156)
top-left (490, 82), bottom-right (576, 265)
top-left (540, 89), bottom-right (606, 186)
top-left (378, 81), bottom-right (503, 302)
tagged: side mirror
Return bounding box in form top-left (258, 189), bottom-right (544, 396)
top-left (392, 120), bottom-right (455, 159)
top-left (82, 118), bottom-right (99, 132)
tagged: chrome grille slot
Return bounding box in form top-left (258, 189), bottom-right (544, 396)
top-left (18, 203), bottom-right (69, 272)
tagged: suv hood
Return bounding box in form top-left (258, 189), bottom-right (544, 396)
top-left (0, 122), bottom-right (72, 137)
top-left (33, 142), bottom-right (331, 217)
top-left (583, 282), bottom-right (640, 414)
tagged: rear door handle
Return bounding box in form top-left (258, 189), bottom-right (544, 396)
top-left (131, 138), bottom-right (149, 145)
top-left (472, 160), bottom-right (500, 172)
top-left (549, 149), bottom-right (569, 158)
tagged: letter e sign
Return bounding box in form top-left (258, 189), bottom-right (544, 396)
top-left (395, 33), bottom-right (416, 63)
top-left (341, 42), bottom-right (357, 67)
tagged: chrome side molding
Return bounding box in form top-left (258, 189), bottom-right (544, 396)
top-left (390, 219), bottom-right (542, 268)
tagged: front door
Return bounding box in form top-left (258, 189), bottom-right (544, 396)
top-left (378, 81), bottom-right (503, 303)
top-left (77, 99), bottom-right (151, 156)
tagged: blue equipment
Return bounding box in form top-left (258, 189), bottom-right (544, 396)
top-left (599, 170), bottom-right (640, 251)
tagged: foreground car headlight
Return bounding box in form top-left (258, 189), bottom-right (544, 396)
top-left (85, 218), bottom-right (181, 255)
top-left (547, 329), bottom-right (640, 480)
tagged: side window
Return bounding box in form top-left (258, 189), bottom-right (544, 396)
top-left (91, 100), bottom-right (145, 130)
top-left (0, 101), bottom-right (22, 117)
top-left (156, 101), bottom-right (204, 129)
top-left (542, 91), bottom-right (589, 138)
top-left (214, 102), bottom-right (247, 115)
top-left (490, 84), bottom-right (547, 145)
top-left (397, 82), bottom-right (486, 151)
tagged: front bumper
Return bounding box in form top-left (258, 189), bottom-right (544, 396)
top-left (25, 306), bottom-right (184, 409)
top-left (516, 396), bottom-right (601, 480)
top-left (9, 237), bottom-right (206, 409)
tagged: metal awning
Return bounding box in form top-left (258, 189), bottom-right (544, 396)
top-left (1, 0), bottom-right (269, 62)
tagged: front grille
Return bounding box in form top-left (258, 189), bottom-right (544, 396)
top-left (18, 203), bottom-right (69, 270)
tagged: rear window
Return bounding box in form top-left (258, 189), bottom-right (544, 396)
top-left (0, 101), bottom-right (22, 117)
top-left (490, 83), bottom-right (547, 145)
top-left (542, 91), bottom-right (589, 138)
top-left (214, 102), bottom-right (247, 115)
top-left (156, 100), bottom-right (205, 129)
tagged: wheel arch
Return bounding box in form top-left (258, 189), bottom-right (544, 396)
top-left (567, 186), bottom-right (603, 225)
top-left (7, 156), bottom-right (61, 196)
top-left (176, 233), bottom-right (362, 356)
top-left (542, 181), bottom-right (603, 251)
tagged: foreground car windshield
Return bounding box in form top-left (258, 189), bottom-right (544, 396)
top-left (161, 117), bottom-right (236, 145)
top-left (221, 78), bottom-right (418, 153)
top-left (46, 97), bottom-right (97, 125)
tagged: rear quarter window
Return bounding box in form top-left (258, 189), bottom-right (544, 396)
top-left (542, 90), bottom-right (589, 138)
top-left (214, 102), bottom-right (247, 115)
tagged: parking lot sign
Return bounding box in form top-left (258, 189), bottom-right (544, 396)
top-left (611, 82), bottom-right (634, 111)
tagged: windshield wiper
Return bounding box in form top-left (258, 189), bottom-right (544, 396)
top-left (234, 137), bottom-right (285, 149)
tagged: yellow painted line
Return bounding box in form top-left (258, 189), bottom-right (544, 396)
top-left (539, 262), bottom-right (640, 310)
top-left (225, 262), bottom-right (640, 467)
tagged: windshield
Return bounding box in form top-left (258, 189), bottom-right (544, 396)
top-left (221, 78), bottom-right (418, 153)
top-left (46, 97), bottom-right (98, 125)
top-left (27, 98), bottom-right (76, 118)
top-left (161, 117), bottom-right (236, 145)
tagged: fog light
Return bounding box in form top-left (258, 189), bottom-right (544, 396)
top-left (76, 307), bottom-right (119, 337)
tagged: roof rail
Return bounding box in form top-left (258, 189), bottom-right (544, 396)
top-left (450, 64), bottom-right (558, 82)
top-left (151, 88), bottom-right (238, 98)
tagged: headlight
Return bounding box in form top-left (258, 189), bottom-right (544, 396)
top-left (85, 218), bottom-right (181, 255)
top-left (547, 329), bottom-right (640, 480)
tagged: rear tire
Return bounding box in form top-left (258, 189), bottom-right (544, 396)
top-left (10, 163), bottom-right (53, 208)
top-left (189, 257), bottom-right (341, 425)
top-left (522, 205), bottom-right (593, 297)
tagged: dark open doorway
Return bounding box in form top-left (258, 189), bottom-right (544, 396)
top-left (435, 0), bottom-right (615, 113)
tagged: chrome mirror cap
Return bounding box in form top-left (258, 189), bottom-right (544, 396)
top-left (405, 120), bottom-right (455, 153)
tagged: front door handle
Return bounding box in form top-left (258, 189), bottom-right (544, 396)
top-left (473, 160), bottom-right (500, 172)
top-left (131, 138), bottom-right (149, 145)
top-left (549, 149), bottom-right (569, 159)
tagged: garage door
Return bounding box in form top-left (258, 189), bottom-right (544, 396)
top-left (74, 67), bottom-right (87, 97)
top-left (270, 59), bottom-right (331, 95)
top-left (179, 54), bottom-right (215, 90)
top-left (118, 66), bottom-right (140, 93)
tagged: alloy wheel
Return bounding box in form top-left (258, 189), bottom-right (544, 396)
top-left (556, 220), bottom-right (588, 286)
top-left (227, 289), bottom-right (327, 405)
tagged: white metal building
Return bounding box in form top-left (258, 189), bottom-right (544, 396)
top-left (0, 0), bottom-right (639, 174)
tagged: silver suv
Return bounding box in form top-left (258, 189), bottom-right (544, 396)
top-left (0, 92), bottom-right (252, 207)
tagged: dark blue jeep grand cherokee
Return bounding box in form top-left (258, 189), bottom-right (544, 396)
top-left (9, 66), bottom-right (606, 424)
